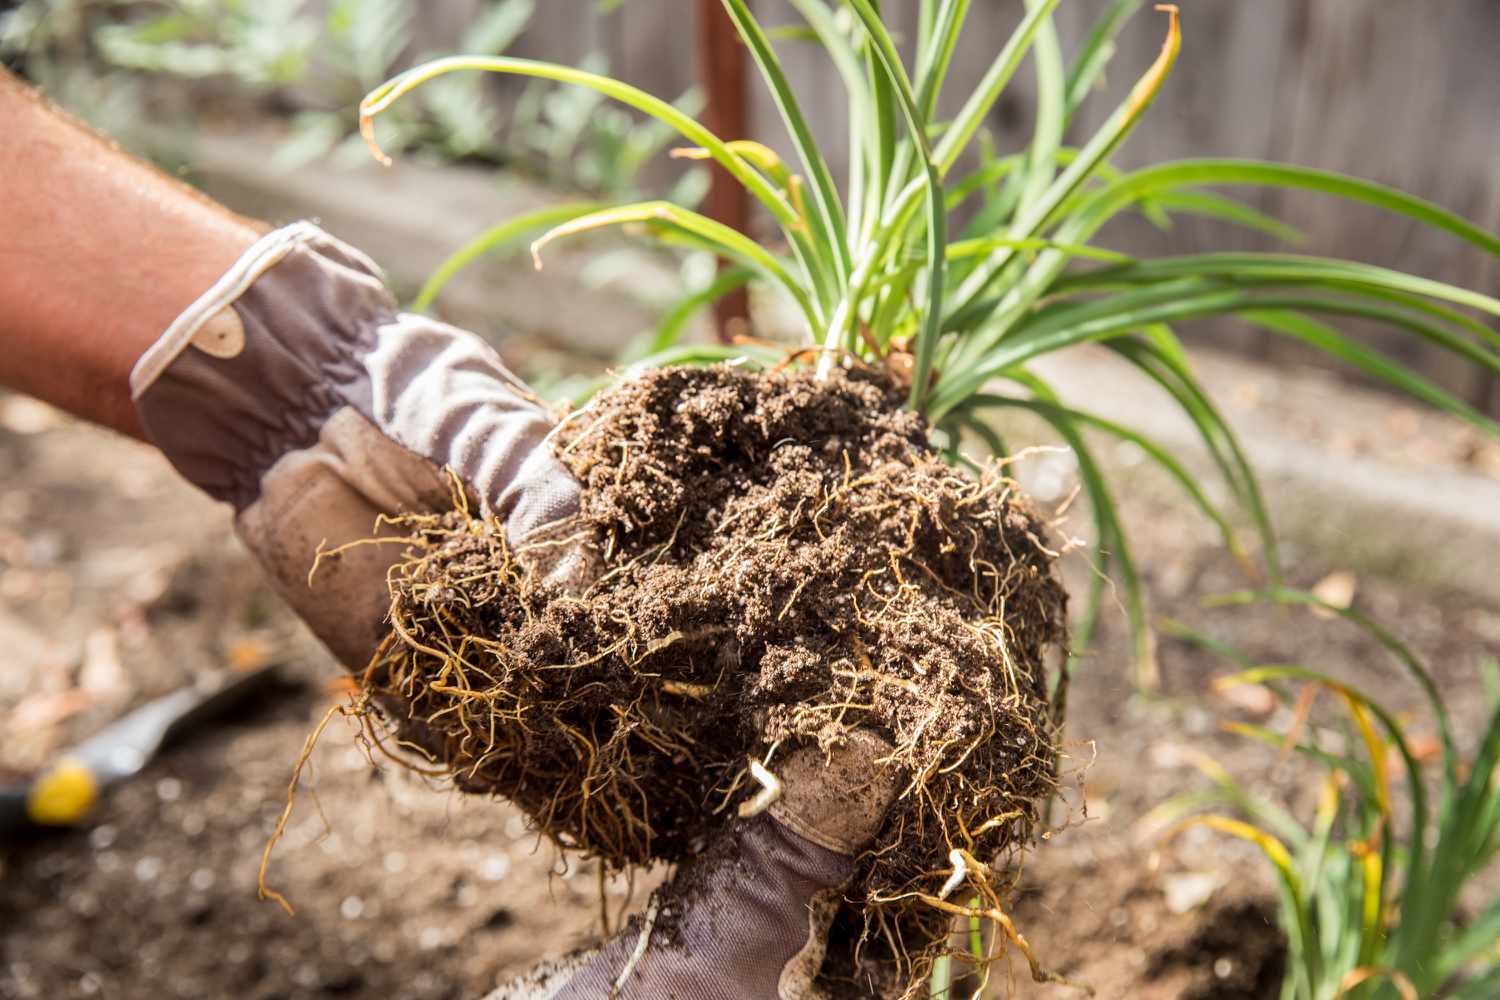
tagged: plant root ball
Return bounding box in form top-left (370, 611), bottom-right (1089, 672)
top-left (371, 365), bottom-right (1068, 992)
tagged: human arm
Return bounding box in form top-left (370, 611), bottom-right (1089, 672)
top-left (0, 67), bottom-right (263, 438)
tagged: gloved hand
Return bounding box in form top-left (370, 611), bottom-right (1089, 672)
top-left (129, 221), bottom-right (580, 670)
top-left (489, 731), bottom-right (900, 1000)
top-left (133, 222), bottom-right (901, 1000)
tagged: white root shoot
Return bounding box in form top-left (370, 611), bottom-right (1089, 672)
top-left (610, 896), bottom-right (660, 997)
top-left (937, 848), bottom-right (968, 900)
top-left (736, 758), bottom-right (784, 817)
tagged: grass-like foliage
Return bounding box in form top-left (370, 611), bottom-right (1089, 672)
top-left (360, 0), bottom-right (1500, 692)
top-left (1151, 592), bottom-right (1500, 1000)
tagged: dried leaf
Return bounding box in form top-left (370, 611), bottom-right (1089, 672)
top-left (1311, 570), bottom-right (1358, 619)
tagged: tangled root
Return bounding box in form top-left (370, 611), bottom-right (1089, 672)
top-left (361, 365), bottom-right (1070, 994)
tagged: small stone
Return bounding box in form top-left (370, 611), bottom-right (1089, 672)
top-left (0, 396), bottom-right (62, 434)
top-left (1310, 570), bottom-right (1357, 617)
top-left (1214, 679), bottom-right (1277, 718)
top-left (68, 892), bottom-right (100, 918)
top-left (1162, 871), bottom-right (1220, 914)
top-left (479, 853), bottom-right (511, 882)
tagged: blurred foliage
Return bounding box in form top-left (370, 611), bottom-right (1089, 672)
top-left (1156, 594), bottom-right (1500, 1000)
top-left (0, 0), bottom-right (704, 201)
top-left (509, 51), bottom-right (708, 208)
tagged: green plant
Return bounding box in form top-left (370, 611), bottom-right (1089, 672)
top-left (363, 0), bottom-right (1500, 701)
top-left (1151, 589), bottom-right (1500, 999)
top-left (3, 0), bottom-right (696, 197)
top-left (0, 0), bottom-right (535, 167)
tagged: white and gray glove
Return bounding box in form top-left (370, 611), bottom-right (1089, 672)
top-left (132, 224), bottom-right (901, 999)
top-left (490, 733), bottom-right (900, 1000)
top-left (129, 222), bottom-right (579, 670)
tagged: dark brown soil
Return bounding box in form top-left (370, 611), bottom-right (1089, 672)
top-left (370, 365), bottom-right (1068, 987)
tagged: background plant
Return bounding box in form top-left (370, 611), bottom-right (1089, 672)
top-left (1149, 592), bottom-right (1500, 1000)
top-left (1, 0), bottom-right (531, 165)
top-left (0, 0), bottom-right (704, 198)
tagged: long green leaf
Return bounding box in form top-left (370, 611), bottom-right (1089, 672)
top-left (978, 373), bottom-right (1154, 685)
top-left (1039, 277), bottom-right (1500, 377)
top-left (362, 56), bottom-right (797, 228)
top-left (1145, 190), bottom-right (1305, 244)
top-left (1402, 696), bottom-right (1500, 991)
top-left (1063, 0), bottom-right (1145, 120)
top-left (944, 237), bottom-right (1131, 264)
top-left (913, 0), bottom-right (970, 120)
top-left (932, 0), bottom-right (1061, 174)
top-left (411, 201), bottom-right (607, 312)
top-left (1077, 160), bottom-right (1500, 262)
top-left (939, 153), bottom-right (1500, 416)
top-left (784, 0), bottom-right (875, 241)
top-left (720, 0), bottom-right (850, 297)
top-left (947, 4), bottom-right (1181, 318)
top-left (1055, 252), bottom-right (1500, 322)
top-left (529, 201), bottom-right (818, 332)
top-left (1240, 310), bottom-right (1500, 434)
top-left (965, 392), bottom-right (1243, 563)
top-left (932, 283), bottom-right (1500, 434)
top-left (1110, 328), bottom-right (1279, 581)
top-left (840, 1), bottom-right (947, 415)
top-left (359, 54), bottom-right (830, 327)
top-left (1016, 0), bottom-right (1065, 216)
top-left (639, 265), bottom-right (754, 357)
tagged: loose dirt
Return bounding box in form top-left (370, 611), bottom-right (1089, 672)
top-left (369, 365), bottom-right (1068, 989)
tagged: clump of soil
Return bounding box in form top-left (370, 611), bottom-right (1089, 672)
top-left (368, 364), bottom-right (1067, 992)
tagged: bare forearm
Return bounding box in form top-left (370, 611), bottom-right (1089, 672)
top-left (0, 69), bottom-right (263, 438)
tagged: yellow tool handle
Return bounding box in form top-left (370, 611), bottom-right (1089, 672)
top-left (25, 758), bottom-right (100, 826)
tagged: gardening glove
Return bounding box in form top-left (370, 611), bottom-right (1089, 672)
top-left (129, 221), bottom-right (582, 671)
top-left (487, 731), bottom-right (901, 1000)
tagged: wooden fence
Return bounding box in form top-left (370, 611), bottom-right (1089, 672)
top-left (425, 1), bottom-right (1500, 415)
